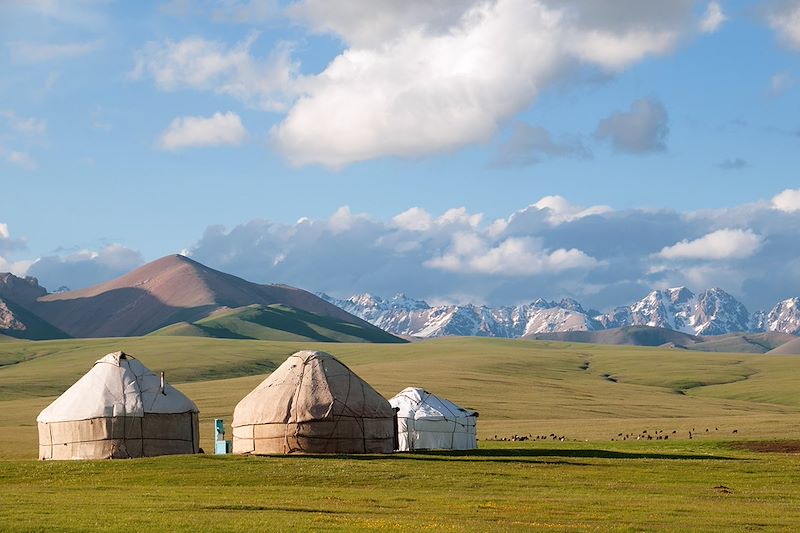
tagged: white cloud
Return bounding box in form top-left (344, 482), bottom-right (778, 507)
top-left (700, 1), bottom-right (727, 33)
top-left (0, 110), bottom-right (47, 136)
top-left (0, 223), bottom-right (31, 275)
top-left (436, 207), bottom-right (483, 229)
top-left (426, 235), bottom-right (598, 276)
top-left (595, 98), bottom-right (669, 153)
top-left (157, 112), bottom-right (247, 151)
top-left (8, 40), bottom-right (101, 63)
top-left (27, 244), bottom-right (145, 291)
top-left (7, 151), bottom-right (37, 170)
top-left (532, 196), bottom-right (613, 225)
top-left (772, 188), bottom-right (800, 212)
top-left (770, 72), bottom-right (795, 94)
top-left (271, 0), bottom-right (698, 168)
top-left (392, 207), bottom-right (433, 232)
top-left (768, 1), bottom-right (800, 49)
top-left (0, 147), bottom-right (38, 171)
top-left (131, 32), bottom-right (298, 111)
top-left (658, 228), bottom-right (763, 260)
top-left (328, 205), bottom-right (369, 233)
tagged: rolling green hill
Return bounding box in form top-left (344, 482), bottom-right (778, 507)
top-left (3, 336), bottom-right (800, 530)
top-left (149, 303), bottom-right (404, 343)
top-left (528, 325), bottom-right (702, 347)
top-left (688, 332), bottom-right (796, 353)
top-left (3, 335), bottom-right (800, 457)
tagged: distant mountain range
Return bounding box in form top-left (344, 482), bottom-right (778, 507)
top-left (0, 255), bottom-right (403, 343)
top-left (320, 287), bottom-right (800, 339)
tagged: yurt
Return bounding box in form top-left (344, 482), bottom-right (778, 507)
top-left (389, 387), bottom-right (478, 451)
top-left (37, 351), bottom-right (200, 460)
top-left (233, 350), bottom-right (395, 454)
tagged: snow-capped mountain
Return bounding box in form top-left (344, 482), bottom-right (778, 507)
top-left (319, 293), bottom-right (600, 338)
top-left (322, 287), bottom-right (799, 339)
top-left (761, 298), bottom-right (800, 335)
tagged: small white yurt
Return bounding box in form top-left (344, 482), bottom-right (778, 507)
top-left (233, 350), bottom-right (395, 454)
top-left (389, 387), bottom-right (478, 451)
top-left (37, 351), bottom-right (200, 460)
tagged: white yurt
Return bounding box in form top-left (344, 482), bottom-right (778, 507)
top-left (389, 387), bottom-right (478, 451)
top-left (37, 351), bottom-right (200, 460)
top-left (233, 350), bottom-right (395, 454)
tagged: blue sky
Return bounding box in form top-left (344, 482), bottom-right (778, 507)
top-left (1, 0), bottom-right (800, 311)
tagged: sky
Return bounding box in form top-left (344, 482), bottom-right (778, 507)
top-left (1, 0), bottom-right (800, 312)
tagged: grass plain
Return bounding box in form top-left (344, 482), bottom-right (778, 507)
top-left (2, 336), bottom-right (800, 531)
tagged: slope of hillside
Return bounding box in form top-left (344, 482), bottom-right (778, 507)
top-left (767, 337), bottom-right (800, 355)
top-left (150, 303), bottom-right (402, 343)
top-left (31, 255), bottom-right (402, 341)
top-left (690, 332), bottom-right (797, 354)
top-left (0, 297), bottom-right (70, 341)
top-left (526, 326), bottom-right (703, 347)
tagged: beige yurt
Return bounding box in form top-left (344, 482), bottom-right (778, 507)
top-left (37, 351), bottom-right (199, 460)
top-left (233, 350), bottom-right (395, 454)
top-left (389, 387), bottom-right (478, 451)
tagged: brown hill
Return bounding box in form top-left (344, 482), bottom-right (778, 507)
top-left (766, 337), bottom-right (800, 355)
top-left (32, 255), bottom-right (401, 340)
top-left (0, 297), bottom-right (69, 340)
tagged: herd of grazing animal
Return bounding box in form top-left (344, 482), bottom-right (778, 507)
top-left (489, 426), bottom-right (743, 444)
top-left (611, 427), bottom-right (740, 442)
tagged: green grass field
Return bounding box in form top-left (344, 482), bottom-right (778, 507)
top-left (2, 336), bottom-right (800, 530)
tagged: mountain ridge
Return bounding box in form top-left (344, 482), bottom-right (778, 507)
top-left (0, 255), bottom-right (403, 342)
top-left (321, 287), bottom-right (800, 340)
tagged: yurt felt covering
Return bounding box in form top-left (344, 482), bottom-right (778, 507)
top-left (233, 350), bottom-right (395, 454)
top-left (37, 351), bottom-right (199, 460)
top-left (390, 387), bottom-right (478, 451)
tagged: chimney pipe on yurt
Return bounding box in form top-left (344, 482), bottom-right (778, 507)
top-left (37, 352), bottom-right (200, 460)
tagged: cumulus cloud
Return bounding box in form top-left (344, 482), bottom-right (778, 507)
top-left (700, 1), bottom-right (727, 33)
top-left (531, 196), bottom-right (613, 225)
top-left (493, 123), bottom-right (590, 167)
top-left (27, 245), bottom-right (145, 291)
top-left (0, 223), bottom-right (26, 256)
top-left (8, 40), bottom-right (101, 63)
top-left (157, 111), bottom-right (247, 150)
top-left (768, 0), bottom-right (800, 49)
top-left (272, 1), bottom-right (698, 167)
top-left (0, 224), bottom-right (32, 276)
top-left (426, 235), bottom-right (598, 276)
top-left (392, 207), bottom-right (433, 232)
top-left (134, 1), bottom-right (709, 168)
top-left (595, 98), bottom-right (669, 153)
top-left (131, 32), bottom-right (298, 111)
top-left (772, 188), bottom-right (800, 212)
top-left (658, 228), bottom-right (763, 260)
top-left (181, 191), bottom-right (800, 312)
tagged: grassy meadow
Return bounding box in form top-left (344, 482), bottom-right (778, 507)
top-left (2, 336), bottom-right (800, 530)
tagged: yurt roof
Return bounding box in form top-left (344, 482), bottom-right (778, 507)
top-left (37, 351), bottom-right (198, 423)
top-left (233, 350), bottom-right (393, 426)
top-left (390, 387), bottom-right (478, 420)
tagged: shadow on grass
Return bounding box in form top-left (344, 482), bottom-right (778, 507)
top-left (226, 447), bottom-right (738, 463)
top-left (409, 448), bottom-right (738, 461)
